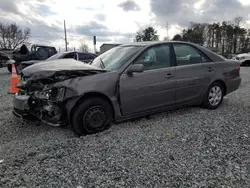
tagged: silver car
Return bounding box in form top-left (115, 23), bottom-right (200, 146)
top-left (13, 41), bottom-right (241, 135)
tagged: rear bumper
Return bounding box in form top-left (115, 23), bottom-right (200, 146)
top-left (226, 77), bottom-right (241, 95)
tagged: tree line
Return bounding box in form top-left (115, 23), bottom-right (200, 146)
top-left (135, 17), bottom-right (250, 55)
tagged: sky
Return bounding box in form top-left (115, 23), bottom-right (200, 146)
top-left (0, 0), bottom-right (250, 52)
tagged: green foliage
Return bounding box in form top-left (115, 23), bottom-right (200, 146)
top-left (135, 27), bottom-right (159, 42)
top-left (172, 34), bottom-right (182, 41)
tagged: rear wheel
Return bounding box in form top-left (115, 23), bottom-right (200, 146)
top-left (202, 82), bottom-right (224, 110)
top-left (71, 97), bottom-right (113, 136)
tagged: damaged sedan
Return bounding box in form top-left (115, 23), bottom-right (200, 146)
top-left (13, 42), bottom-right (241, 135)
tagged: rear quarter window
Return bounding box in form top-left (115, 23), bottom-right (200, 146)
top-left (78, 53), bottom-right (96, 60)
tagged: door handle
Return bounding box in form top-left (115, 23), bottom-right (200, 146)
top-left (165, 73), bottom-right (174, 78)
top-left (207, 67), bottom-right (214, 72)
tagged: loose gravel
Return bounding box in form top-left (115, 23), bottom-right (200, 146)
top-left (0, 67), bottom-right (250, 188)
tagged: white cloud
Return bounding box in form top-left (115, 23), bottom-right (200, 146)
top-left (0, 0), bottom-right (249, 52)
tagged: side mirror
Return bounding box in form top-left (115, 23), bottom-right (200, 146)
top-left (127, 64), bottom-right (144, 75)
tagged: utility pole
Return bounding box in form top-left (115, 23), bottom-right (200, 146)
top-left (166, 22), bottom-right (169, 41)
top-left (64, 20), bottom-right (68, 51)
top-left (93, 36), bottom-right (97, 54)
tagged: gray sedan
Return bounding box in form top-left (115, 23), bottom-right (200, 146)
top-left (13, 41), bottom-right (241, 135)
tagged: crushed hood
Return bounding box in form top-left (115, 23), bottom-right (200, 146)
top-left (22, 59), bottom-right (106, 80)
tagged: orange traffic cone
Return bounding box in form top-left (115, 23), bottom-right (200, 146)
top-left (8, 64), bottom-right (20, 94)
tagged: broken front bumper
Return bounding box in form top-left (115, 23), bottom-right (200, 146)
top-left (13, 94), bottom-right (31, 119)
top-left (13, 93), bottom-right (65, 126)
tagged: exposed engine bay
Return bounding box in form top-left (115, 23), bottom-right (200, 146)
top-left (15, 69), bottom-right (105, 126)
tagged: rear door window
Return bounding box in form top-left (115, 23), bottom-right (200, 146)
top-left (63, 53), bottom-right (76, 59)
top-left (173, 44), bottom-right (210, 66)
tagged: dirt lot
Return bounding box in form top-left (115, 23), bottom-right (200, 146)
top-left (0, 67), bottom-right (250, 188)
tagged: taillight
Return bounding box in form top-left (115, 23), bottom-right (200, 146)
top-left (238, 63), bottom-right (240, 71)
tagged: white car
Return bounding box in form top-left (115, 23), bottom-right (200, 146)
top-left (233, 53), bottom-right (250, 66)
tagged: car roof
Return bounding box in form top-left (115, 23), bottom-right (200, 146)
top-left (120, 41), bottom-right (202, 47)
top-left (119, 41), bottom-right (224, 62)
top-left (59, 51), bottom-right (96, 56)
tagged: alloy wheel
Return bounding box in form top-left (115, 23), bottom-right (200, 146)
top-left (208, 86), bottom-right (222, 106)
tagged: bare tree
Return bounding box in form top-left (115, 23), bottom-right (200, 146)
top-left (0, 23), bottom-right (30, 50)
top-left (234, 16), bottom-right (243, 27)
top-left (79, 41), bottom-right (90, 52)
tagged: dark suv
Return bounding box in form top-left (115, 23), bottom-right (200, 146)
top-left (6, 44), bottom-right (57, 73)
top-left (20, 51), bottom-right (97, 70)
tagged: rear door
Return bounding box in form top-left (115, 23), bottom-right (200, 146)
top-left (173, 43), bottom-right (216, 105)
top-left (119, 44), bottom-right (176, 115)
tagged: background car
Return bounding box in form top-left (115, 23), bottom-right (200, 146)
top-left (20, 51), bottom-right (98, 71)
top-left (6, 44), bottom-right (57, 73)
top-left (233, 52), bottom-right (250, 66)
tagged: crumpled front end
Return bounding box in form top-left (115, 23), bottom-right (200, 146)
top-left (13, 79), bottom-right (70, 126)
top-left (13, 69), bottom-right (104, 126)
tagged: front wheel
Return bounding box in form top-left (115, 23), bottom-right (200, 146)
top-left (7, 64), bottom-right (12, 73)
top-left (202, 82), bottom-right (224, 110)
top-left (71, 98), bottom-right (113, 136)
top-left (16, 64), bottom-right (22, 74)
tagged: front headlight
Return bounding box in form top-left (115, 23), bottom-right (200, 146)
top-left (33, 90), bottom-right (50, 99)
top-left (33, 87), bottom-right (65, 101)
top-left (50, 87), bottom-right (65, 101)
top-left (240, 57), bottom-right (245, 60)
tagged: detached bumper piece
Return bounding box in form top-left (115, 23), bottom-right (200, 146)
top-left (13, 95), bottom-right (36, 120)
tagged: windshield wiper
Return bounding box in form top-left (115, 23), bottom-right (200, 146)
top-left (99, 58), bottom-right (105, 69)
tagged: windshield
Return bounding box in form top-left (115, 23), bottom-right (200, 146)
top-left (91, 46), bottom-right (141, 70)
top-left (46, 53), bottom-right (64, 61)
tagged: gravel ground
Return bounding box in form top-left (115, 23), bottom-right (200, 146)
top-left (0, 67), bottom-right (250, 188)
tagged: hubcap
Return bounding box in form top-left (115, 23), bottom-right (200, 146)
top-left (16, 65), bottom-right (22, 73)
top-left (83, 106), bottom-right (107, 129)
top-left (208, 86), bottom-right (222, 106)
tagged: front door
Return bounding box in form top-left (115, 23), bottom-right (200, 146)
top-left (173, 43), bottom-right (216, 105)
top-left (119, 44), bottom-right (176, 116)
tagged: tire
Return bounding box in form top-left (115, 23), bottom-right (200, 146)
top-left (7, 64), bottom-right (12, 73)
top-left (7, 64), bottom-right (21, 74)
top-left (202, 82), bottom-right (224, 110)
top-left (16, 64), bottom-right (22, 74)
top-left (71, 97), bottom-right (113, 136)
top-left (246, 60), bottom-right (250, 66)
